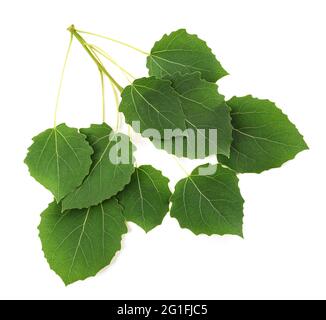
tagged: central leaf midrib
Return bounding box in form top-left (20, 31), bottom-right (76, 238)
top-left (187, 176), bottom-right (235, 229)
top-left (64, 133), bottom-right (117, 204)
top-left (68, 208), bottom-right (91, 279)
top-left (136, 169), bottom-right (146, 227)
top-left (54, 129), bottom-right (60, 199)
top-left (151, 54), bottom-right (210, 73)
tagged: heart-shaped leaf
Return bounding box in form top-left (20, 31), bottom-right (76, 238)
top-left (152, 72), bottom-right (232, 158)
top-left (117, 165), bottom-right (171, 232)
top-left (119, 77), bottom-right (186, 137)
top-left (170, 164), bottom-right (244, 236)
top-left (147, 29), bottom-right (228, 82)
top-left (39, 199), bottom-right (127, 285)
top-left (25, 124), bottom-right (93, 202)
top-left (217, 96), bottom-right (308, 173)
top-left (62, 123), bottom-right (135, 211)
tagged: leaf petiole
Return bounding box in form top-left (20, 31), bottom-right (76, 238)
top-left (68, 25), bottom-right (123, 93)
top-left (173, 156), bottom-right (190, 177)
top-left (89, 44), bottom-right (135, 82)
top-left (54, 33), bottom-right (74, 127)
top-left (109, 79), bottom-right (121, 132)
top-left (99, 69), bottom-right (106, 123)
top-left (76, 29), bottom-right (150, 55)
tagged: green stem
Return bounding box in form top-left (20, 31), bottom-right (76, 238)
top-left (68, 25), bottom-right (123, 93)
top-left (76, 29), bottom-right (150, 55)
top-left (109, 80), bottom-right (120, 131)
top-left (54, 33), bottom-right (73, 127)
top-left (99, 69), bottom-right (106, 122)
top-left (89, 44), bottom-right (135, 81)
top-left (173, 156), bottom-right (190, 176)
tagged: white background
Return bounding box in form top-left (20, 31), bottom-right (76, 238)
top-left (0, 0), bottom-right (325, 300)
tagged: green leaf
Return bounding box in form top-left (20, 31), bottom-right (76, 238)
top-left (119, 77), bottom-right (186, 136)
top-left (147, 29), bottom-right (228, 82)
top-left (62, 123), bottom-right (135, 211)
top-left (39, 198), bottom-right (127, 285)
top-left (117, 165), bottom-right (171, 232)
top-left (25, 124), bottom-right (93, 202)
top-left (152, 72), bottom-right (232, 158)
top-left (217, 96), bottom-right (308, 173)
top-left (170, 164), bottom-right (244, 236)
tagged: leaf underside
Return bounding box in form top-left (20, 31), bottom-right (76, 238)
top-left (39, 198), bottom-right (127, 285)
top-left (170, 164), bottom-right (244, 236)
top-left (217, 96), bottom-right (308, 173)
top-left (62, 123), bottom-right (135, 211)
top-left (25, 124), bottom-right (93, 202)
top-left (117, 165), bottom-right (171, 232)
top-left (147, 29), bottom-right (228, 82)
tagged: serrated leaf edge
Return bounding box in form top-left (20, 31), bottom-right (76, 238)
top-left (61, 123), bottom-right (137, 212)
top-left (170, 164), bottom-right (245, 238)
top-left (146, 29), bottom-right (229, 81)
top-left (38, 198), bottom-right (128, 286)
top-left (168, 71), bottom-right (234, 158)
top-left (24, 123), bottom-right (94, 203)
top-left (117, 165), bottom-right (172, 233)
top-left (219, 95), bottom-right (309, 174)
top-left (119, 76), bottom-right (187, 135)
